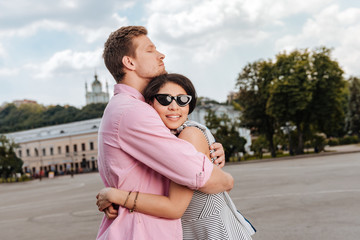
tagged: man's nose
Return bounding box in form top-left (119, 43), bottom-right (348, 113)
top-left (158, 51), bottom-right (165, 60)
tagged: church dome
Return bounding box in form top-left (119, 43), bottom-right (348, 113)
top-left (85, 73), bottom-right (109, 105)
top-left (92, 74), bottom-right (101, 87)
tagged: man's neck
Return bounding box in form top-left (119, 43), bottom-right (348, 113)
top-left (121, 75), bottom-right (149, 95)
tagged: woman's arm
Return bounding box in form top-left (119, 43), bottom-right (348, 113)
top-left (97, 182), bottom-right (193, 219)
top-left (97, 127), bottom-right (212, 219)
top-left (182, 127), bottom-right (233, 193)
top-left (178, 127), bottom-right (211, 159)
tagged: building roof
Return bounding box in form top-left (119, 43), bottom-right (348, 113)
top-left (5, 118), bottom-right (101, 144)
top-left (92, 74), bottom-right (101, 86)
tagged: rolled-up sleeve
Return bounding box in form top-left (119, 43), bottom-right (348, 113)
top-left (118, 103), bottom-right (214, 190)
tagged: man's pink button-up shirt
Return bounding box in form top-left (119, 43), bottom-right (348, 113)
top-left (96, 84), bottom-right (214, 240)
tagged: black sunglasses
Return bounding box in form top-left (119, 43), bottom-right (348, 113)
top-left (154, 94), bottom-right (192, 107)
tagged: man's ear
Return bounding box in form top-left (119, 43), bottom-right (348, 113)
top-left (122, 56), bottom-right (135, 70)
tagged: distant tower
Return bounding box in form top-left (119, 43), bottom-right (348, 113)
top-left (85, 74), bottom-right (110, 105)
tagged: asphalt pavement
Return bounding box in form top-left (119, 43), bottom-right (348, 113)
top-left (0, 145), bottom-right (359, 240)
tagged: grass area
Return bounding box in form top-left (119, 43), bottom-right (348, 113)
top-left (0, 175), bottom-right (32, 184)
top-left (229, 143), bottom-right (360, 163)
top-left (229, 149), bottom-right (321, 162)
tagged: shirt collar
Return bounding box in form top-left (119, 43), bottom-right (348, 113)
top-left (114, 84), bottom-right (145, 102)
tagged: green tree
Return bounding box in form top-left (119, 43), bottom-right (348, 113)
top-left (205, 110), bottom-right (247, 161)
top-left (266, 47), bottom-right (346, 154)
top-left (235, 60), bottom-right (277, 157)
top-left (347, 76), bottom-right (360, 137)
top-left (0, 102), bottom-right (106, 133)
top-left (0, 103), bottom-right (45, 132)
top-left (251, 135), bottom-right (268, 159)
top-left (75, 103), bottom-right (107, 120)
top-left (0, 104), bottom-right (17, 133)
top-left (0, 135), bottom-right (23, 180)
top-left (266, 49), bottom-right (313, 154)
top-left (309, 47), bottom-right (346, 137)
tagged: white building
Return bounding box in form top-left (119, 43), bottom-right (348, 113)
top-left (85, 74), bottom-right (109, 105)
top-left (189, 102), bottom-right (252, 152)
top-left (5, 118), bottom-right (101, 175)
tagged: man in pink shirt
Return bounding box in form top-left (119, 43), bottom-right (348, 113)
top-left (96, 26), bottom-right (234, 240)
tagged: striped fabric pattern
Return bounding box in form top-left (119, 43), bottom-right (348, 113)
top-left (179, 121), bottom-right (253, 240)
top-left (182, 191), bottom-right (252, 240)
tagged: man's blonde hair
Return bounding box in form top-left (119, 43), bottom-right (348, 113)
top-left (103, 26), bottom-right (148, 83)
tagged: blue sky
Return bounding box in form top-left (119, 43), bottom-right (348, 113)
top-left (1, 0), bottom-right (360, 107)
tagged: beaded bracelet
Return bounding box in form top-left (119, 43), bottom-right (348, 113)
top-left (129, 192), bottom-right (139, 213)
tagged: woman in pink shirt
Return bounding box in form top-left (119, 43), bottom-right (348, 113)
top-left (97, 73), bottom-right (255, 239)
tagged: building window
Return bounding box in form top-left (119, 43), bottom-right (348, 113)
top-left (50, 147), bottom-right (54, 155)
top-left (35, 148), bottom-right (39, 157)
top-left (42, 148), bottom-right (46, 156)
top-left (58, 146), bottom-right (62, 154)
top-left (73, 144), bottom-right (77, 152)
top-left (81, 143), bottom-right (86, 151)
top-left (66, 145), bottom-right (69, 153)
top-left (26, 149), bottom-right (30, 156)
top-left (90, 142), bottom-right (94, 150)
top-left (18, 150), bottom-right (22, 157)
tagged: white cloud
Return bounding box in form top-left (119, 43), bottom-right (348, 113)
top-left (145, 0), bottom-right (191, 13)
top-left (77, 26), bottom-right (119, 44)
top-left (143, 0), bottom-right (360, 104)
top-left (0, 19), bottom-right (126, 45)
top-left (0, 0), bottom-right (135, 25)
top-left (256, 0), bottom-right (334, 19)
top-left (0, 42), bottom-right (5, 57)
top-left (0, 68), bottom-right (19, 76)
top-left (26, 48), bottom-right (103, 79)
top-left (112, 13), bottom-right (130, 26)
top-left (113, 1), bottom-right (136, 11)
top-left (1, 0), bottom-right (359, 106)
top-left (0, 20), bottom-right (67, 38)
top-left (147, 1), bottom-right (244, 38)
top-left (275, 4), bottom-right (360, 50)
top-left (333, 25), bottom-right (360, 76)
top-left (146, 0), bottom-right (334, 61)
top-left (60, 0), bottom-right (78, 9)
top-left (146, 0), bottom-right (270, 65)
top-left (274, 4), bottom-right (360, 77)
top-left (73, 14), bottom-right (130, 43)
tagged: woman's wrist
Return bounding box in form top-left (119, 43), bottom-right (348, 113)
top-left (111, 189), bottom-right (132, 207)
top-left (106, 188), bottom-right (121, 205)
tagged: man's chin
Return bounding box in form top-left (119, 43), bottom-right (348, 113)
top-left (154, 70), bottom-right (167, 78)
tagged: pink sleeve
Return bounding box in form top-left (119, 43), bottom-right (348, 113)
top-left (118, 104), bottom-right (213, 190)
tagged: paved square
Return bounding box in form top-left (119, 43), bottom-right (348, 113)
top-left (1, 152), bottom-right (359, 240)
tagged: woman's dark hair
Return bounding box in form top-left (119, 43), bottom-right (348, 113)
top-left (143, 73), bottom-right (197, 114)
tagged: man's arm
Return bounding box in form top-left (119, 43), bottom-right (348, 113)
top-left (119, 105), bottom-right (215, 190)
top-left (198, 166), bottom-right (234, 194)
top-left (178, 127), bottom-right (233, 194)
